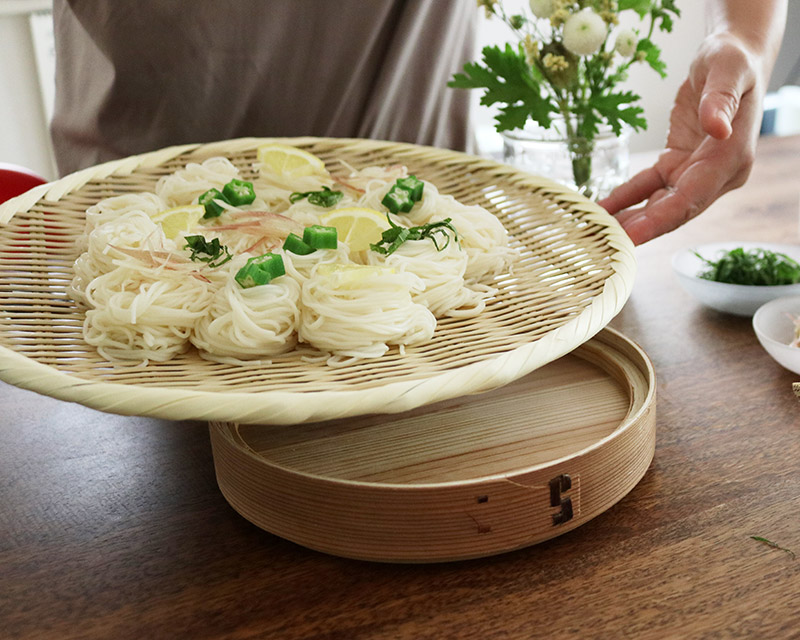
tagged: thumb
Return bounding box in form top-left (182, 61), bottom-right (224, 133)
top-left (697, 58), bottom-right (749, 140)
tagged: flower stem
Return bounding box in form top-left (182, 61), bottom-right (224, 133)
top-left (560, 110), bottom-right (596, 199)
top-left (570, 148), bottom-right (593, 199)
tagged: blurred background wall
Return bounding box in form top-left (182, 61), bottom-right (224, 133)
top-left (0, 0), bottom-right (798, 181)
top-left (0, 1), bottom-right (54, 179)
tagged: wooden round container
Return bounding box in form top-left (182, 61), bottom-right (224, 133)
top-left (209, 327), bottom-right (656, 563)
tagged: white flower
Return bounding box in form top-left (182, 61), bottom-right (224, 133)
top-left (614, 27), bottom-right (638, 57)
top-left (528, 0), bottom-right (555, 19)
top-left (562, 8), bottom-right (607, 56)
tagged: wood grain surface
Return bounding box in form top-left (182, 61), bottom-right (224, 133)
top-left (209, 330), bottom-right (655, 562)
top-left (2, 135), bottom-right (800, 639)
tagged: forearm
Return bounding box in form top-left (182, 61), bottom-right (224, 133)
top-left (705, 0), bottom-right (787, 78)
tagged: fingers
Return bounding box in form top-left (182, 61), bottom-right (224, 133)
top-left (616, 194), bottom-right (691, 246)
top-left (697, 41), bottom-right (754, 140)
top-left (699, 85), bottom-right (738, 140)
top-left (598, 149), bottom-right (686, 215)
top-left (615, 88), bottom-right (759, 244)
top-left (602, 34), bottom-right (762, 245)
top-left (615, 156), bottom-right (732, 245)
top-left (699, 92), bottom-right (735, 140)
top-left (597, 166), bottom-right (665, 215)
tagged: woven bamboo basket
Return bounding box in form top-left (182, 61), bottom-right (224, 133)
top-left (0, 137), bottom-right (636, 425)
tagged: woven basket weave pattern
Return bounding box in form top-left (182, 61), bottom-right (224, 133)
top-left (0, 137), bottom-right (635, 424)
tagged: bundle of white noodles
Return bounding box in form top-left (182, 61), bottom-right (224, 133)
top-left (71, 153), bottom-right (516, 365)
top-left (70, 211), bottom-right (176, 306)
top-left (156, 156), bottom-right (284, 214)
top-left (434, 198), bottom-right (516, 283)
top-left (76, 192), bottom-right (167, 254)
top-left (350, 170), bottom-right (515, 284)
top-left (280, 198), bottom-right (334, 227)
top-left (190, 256), bottom-right (301, 362)
top-left (391, 178), bottom-right (442, 227)
top-left (381, 179), bottom-right (516, 283)
top-left (338, 164), bottom-right (408, 209)
top-left (366, 238), bottom-right (484, 318)
top-left (85, 192), bottom-right (167, 232)
top-left (82, 249), bottom-right (218, 363)
top-left (282, 245), bottom-right (353, 285)
top-left (156, 157), bottom-right (241, 207)
top-left (298, 266), bottom-right (436, 359)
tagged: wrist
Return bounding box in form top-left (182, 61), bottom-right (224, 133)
top-left (705, 0), bottom-right (786, 81)
top-left (696, 30), bottom-right (771, 100)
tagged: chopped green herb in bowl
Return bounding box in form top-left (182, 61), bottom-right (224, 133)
top-left (695, 247), bottom-right (800, 286)
top-left (672, 242), bottom-right (800, 316)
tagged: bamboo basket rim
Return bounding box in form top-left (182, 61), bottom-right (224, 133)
top-left (0, 136), bottom-right (637, 425)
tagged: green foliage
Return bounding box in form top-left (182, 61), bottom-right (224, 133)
top-left (184, 235), bottom-right (233, 268)
top-left (652, 0), bottom-right (681, 32)
top-left (592, 91), bottom-right (648, 135)
top-left (370, 217), bottom-right (459, 256)
top-left (450, 1), bottom-right (679, 191)
top-left (449, 44), bottom-right (555, 132)
top-left (618, 0), bottom-right (679, 30)
top-left (617, 0), bottom-right (653, 18)
top-left (289, 186), bottom-right (344, 208)
top-left (696, 248), bottom-right (800, 286)
top-left (509, 13), bottom-right (526, 29)
top-left (636, 39), bottom-right (667, 78)
top-left (450, 1), bottom-right (676, 139)
top-left (450, 44), bottom-right (530, 106)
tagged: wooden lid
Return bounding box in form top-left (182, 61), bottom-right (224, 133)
top-left (210, 327), bottom-right (656, 562)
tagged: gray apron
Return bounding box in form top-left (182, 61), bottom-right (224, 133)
top-left (50, 0), bottom-right (477, 176)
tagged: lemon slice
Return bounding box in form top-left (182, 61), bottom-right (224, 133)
top-left (320, 207), bottom-right (391, 252)
top-left (257, 143), bottom-right (327, 178)
top-left (316, 263), bottom-right (395, 288)
top-left (151, 204), bottom-right (205, 239)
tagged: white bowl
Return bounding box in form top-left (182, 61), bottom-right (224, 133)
top-left (672, 242), bottom-right (800, 317)
top-left (752, 294), bottom-right (800, 375)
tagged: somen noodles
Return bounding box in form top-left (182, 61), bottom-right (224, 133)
top-left (70, 145), bottom-right (516, 365)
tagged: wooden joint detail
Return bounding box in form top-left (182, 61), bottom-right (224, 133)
top-left (549, 473), bottom-right (574, 526)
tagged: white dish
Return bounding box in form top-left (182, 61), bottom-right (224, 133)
top-left (671, 242), bottom-right (800, 317)
top-left (752, 295), bottom-right (800, 375)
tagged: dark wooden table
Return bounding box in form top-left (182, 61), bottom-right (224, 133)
top-left (2, 135), bottom-right (799, 640)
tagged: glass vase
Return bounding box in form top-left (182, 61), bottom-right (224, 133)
top-left (501, 118), bottom-right (631, 200)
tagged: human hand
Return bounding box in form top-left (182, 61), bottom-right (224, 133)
top-left (599, 32), bottom-right (764, 245)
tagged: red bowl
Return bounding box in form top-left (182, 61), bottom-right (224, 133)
top-left (0, 163), bottom-right (47, 203)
